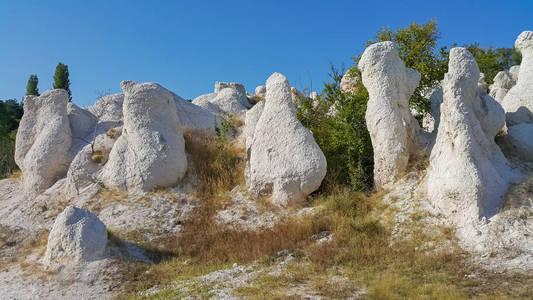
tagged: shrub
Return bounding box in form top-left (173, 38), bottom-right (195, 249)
top-left (297, 66), bottom-right (373, 192)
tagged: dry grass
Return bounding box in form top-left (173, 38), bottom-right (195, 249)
top-left (117, 131), bottom-right (533, 299)
top-left (8, 169), bottom-right (22, 179)
top-left (91, 150), bottom-right (105, 164)
top-left (183, 129), bottom-right (245, 199)
top-left (106, 126), bottom-right (122, 139)
top-left (0, 228), bottom-right (52, 279)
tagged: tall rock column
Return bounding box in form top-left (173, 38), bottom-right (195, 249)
top-left (100, 81), bottom-right (187, 191)
top-left (15, 90), bottom-right (72, 197)
top-left (427, 48), bottom-right (515, 222)
top-left (246, 73), bottom-right (327, 206)
top-left (358, 41), bottom-right (424, 188)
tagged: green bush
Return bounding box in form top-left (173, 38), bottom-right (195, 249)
top-left (0, 99), bottom-right (23, 178)
top-left (298, 66), bottom-right (373, 192)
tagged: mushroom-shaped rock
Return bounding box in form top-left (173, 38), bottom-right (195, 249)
top-left (172, 92), bottom-right (216, 132)
top-left (43, 206), bottom-right (107, 267)
top-left (246, 73), bottom-right (327, 206)
top-left (501, 31), bottom-right (533, 126)
top-left (15, 90), bottom-right (73, 197)
top-left (100, 81), bottom-right (187, 191)
top-left (427, 47), bottom-right (515, 221)
top-left (358, 41), bottom-right (425, 188)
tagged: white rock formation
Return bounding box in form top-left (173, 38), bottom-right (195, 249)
top-left (255, 85), bottom-right (266, 98)
top-left (489, 69), bottom-right (518, 103)
top-left (501, 31), bottom-right (533, 126)
top-left (427, 47), bottom-right (515, 222)
top-left (43, 206), bottom-right (107, 267)
top-left (67, 102), bottom-right (96, 148)
top-left (244, 100), bottom-right (265, 151)
top-left (172, 92), bottom-right (216, 132)
top-left (478, 72), bottom-right (488, 92)
top-left (358, 41), bottom-right (425, 188)
top-left (193, 82), bottom-right (251, 116)
top-left (86, 93), bottom-right (124, 123)
top-left (15, 90), bottom-right (73, 197)
top-left (506, 123), bottom-right (533, 161)
top-left (100, 81), bottom-right (187, 191)
top-left (340, 71), bottom-right (361, 93)
top-left (246, 73), bottom-right (327, 206)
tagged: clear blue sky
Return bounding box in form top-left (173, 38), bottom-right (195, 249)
top-left (1, 0), bottom-right (532, 107)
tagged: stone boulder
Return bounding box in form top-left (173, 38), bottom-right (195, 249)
top-left (427, 47), bottom-right (515, 222)
top-left (100, 81), bottom-right (187, 191)
top-left (86, 93), bottom-right (124, 123)
top-left (505, 123), bottom-right (533, 161)
top-left (358, 41), bottom-right (425, 188)
top-left (43, 206), bottom-right (107, 267)
top-left (193, 82), bottom-right (251, 116)
top-left (15, 90), bottom-right (73, 197)
top-left (246, 73), bottom-right (327, 206)
top-left (340, 71), bottom-right (361, 93)
top-left (489, 69), bottom-right (518, 103)
top-left (172, 92), bottom-right (216, 132)
top-left (67, 102), bottom-right (96, 148)
top-left (501, 31), bottom-right (533, 126)
top-left (255, 85), bottom-right (266, 98)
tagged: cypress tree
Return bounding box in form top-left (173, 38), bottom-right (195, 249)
top-left (53, 62), bottom-right (72, 101)
top-left (25, 74), bottom-right (39, 96)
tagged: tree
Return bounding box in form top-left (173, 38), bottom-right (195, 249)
top-left (465, 45), bottom-right (522, 84)
top-left (53, 62), bottom-right (72, 101)
top-left (26, 74), bottom-right (39, 96)
top-left (0, 98), bottom-right (23, 178)
top-left (365, 19), bottom-right (448, 116)
top-left (298, 66), bottom-right (374, 192)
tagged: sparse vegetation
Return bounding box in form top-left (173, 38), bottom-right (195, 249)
top-left (0, 98), bottom-right (23, 178)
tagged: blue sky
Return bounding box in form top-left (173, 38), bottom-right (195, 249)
top-left (1, 0), bottom-right (531, 107)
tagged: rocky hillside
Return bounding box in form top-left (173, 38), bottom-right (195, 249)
top-left (0, 31), bottom-right (532, 299)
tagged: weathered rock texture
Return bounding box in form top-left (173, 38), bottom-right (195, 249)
top-left (501, 31), bottom-right (533, 126)
top-left (246, 73), bottom-right (327, 206)
top-left (489, 67), bottom-right (519, 103)
top-left (427, 47), bottom-right (514, 222)
top-left (506, 123), bottom-right (533, 161)
top-left (15, 90), bottom-right (73, 197)
top-left (340, 71), bottom-right (361, 93)
top-left (358, 41), bottom-right (425, 188)
top-left (255, 85), bottom-right (266, 98)
top-left (43, 206), bottom-right (107, 267)
top-left (244, 100), bottom-right (265, 151)
top-left (172, 92), bottom-right (216, 132)
top-left (193, 82), bottom-right (251, 116)
top-left (100, 81), bottom-right (187, 191)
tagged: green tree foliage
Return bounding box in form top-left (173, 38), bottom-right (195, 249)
top-left (367, 19), bottom-right (448, 115)
top-left (465, 44), bottom-right (522, 84)
top-left (53, 62), bottom-right (72, 101)
top-left (26, 74), bottom-right (39, 96)
top-left (0, 99), bottom-right (23, 178)
top-left (298, 66), bottom-right (373, 191)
